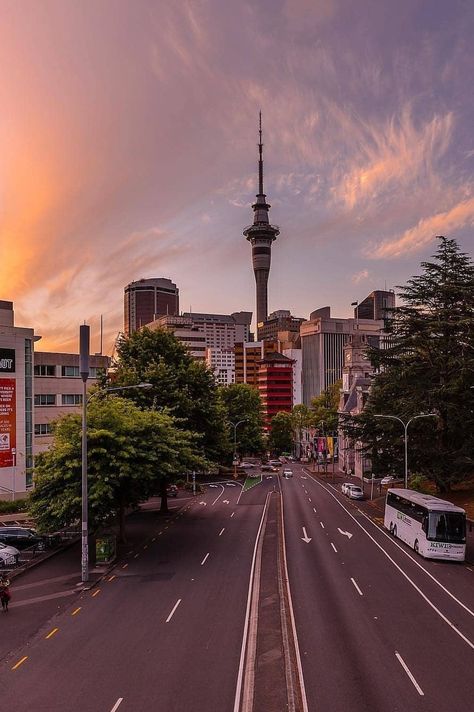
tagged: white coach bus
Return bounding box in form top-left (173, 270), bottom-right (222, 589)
top-left (384, 489), bottom-right (466, 561)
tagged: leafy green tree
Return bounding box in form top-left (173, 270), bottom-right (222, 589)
top-left (108, 328), bottom-right (228, 464)
top-left (340, 237), bottom-right (474, 491)
top-left (219, 383), bottom-right (264, 457)
top-left (311, 380), bottom-right (341, 433)
top-left (269, 412), bottom-right (294, 455)
top-left (30, 397), bottom-right (202, 541)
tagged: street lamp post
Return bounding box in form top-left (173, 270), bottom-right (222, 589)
top-left (230, 419), bottom-right (247, 479)
top-left (374, 413), bottom-right (438, 489)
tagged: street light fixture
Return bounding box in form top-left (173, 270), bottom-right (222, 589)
top-left (374, 413), bottom-right (438, 489)
top-left (80, 359), bottom-right (152, 585)
top-left (230, 419), bottom-right (247, 479)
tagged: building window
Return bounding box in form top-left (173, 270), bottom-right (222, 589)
top-left (34, 364), bottom-right (56, 377)
top-left (35, 423), bottom-right (53, 435)
top-left (62, 394), bottom-right (83, 406)
top-left (61, 365), bottom-right (80, 377)
top-left (34, 394), bottom-right (56, 406)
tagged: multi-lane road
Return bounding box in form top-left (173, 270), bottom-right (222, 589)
top-left (1, 467), bottom-right (473, 711)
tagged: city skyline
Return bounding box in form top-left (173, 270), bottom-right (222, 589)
top-left (1, 1), bottom-right (473, 353)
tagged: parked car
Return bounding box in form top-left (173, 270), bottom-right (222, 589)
top-left (0, 527), bottom-right (45, 551)
top-left (381, 475), bottom-right (400, 486)
top-left (167, 485), bottom-right (178, 497)
top-left (341, 483), bottom-right (354, 495)
top-left (283, 468), bottom-right (293, 478)
top-left (347, 485), bottom-right (364, 500)
top-left (240, 462), bottom-right (257, 469)
top-left (0, 542), bottom-right (20, 560)
top-left (269, 460), bottom-right (281, 467)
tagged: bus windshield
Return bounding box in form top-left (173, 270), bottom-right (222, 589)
top-left (427, 512), bottom-right (466, 544)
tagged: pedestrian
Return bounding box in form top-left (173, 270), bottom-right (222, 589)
top-left (0, 574), bottom-right (11, 612)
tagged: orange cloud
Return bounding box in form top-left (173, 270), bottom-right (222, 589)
top-left (368, 197), bottom-right (474, 258)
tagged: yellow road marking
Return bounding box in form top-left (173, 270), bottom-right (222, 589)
top-left (92, 589), bottom-right (100, 597)
top-left (45, 628), bottom-right (59, 640)
top-left (71, 607), bottom-right (81, 616)
top-left (12, 656), bottom-right (28, 670)
top-left (108, 575), bottom-right (116, 582)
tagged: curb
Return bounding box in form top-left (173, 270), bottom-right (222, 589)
top-left (8, 537), bottom-right (81, 582)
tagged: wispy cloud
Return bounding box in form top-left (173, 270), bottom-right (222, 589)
top-left (369, 197), bottom-right (474, 258)
top-left (351, 269), bottom-right (370, 284)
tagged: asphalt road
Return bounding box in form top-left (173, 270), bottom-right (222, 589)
top-left (0, 478), bottom-right (276, 712)
top-left (282, 464), bottom-right (474, 712)
top-left (2, 469), bottom-right (474, 711)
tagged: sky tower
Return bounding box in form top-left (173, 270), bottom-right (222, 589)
top-left (243, 113), bottom-right (280, 338)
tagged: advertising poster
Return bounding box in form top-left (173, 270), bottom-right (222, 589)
top-left (327, 436), bottom-right (334, 458)
top-left (0, 379), bottom-right (16, 468)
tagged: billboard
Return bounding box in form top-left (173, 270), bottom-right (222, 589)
top-left (0, 349), bottom-right (15, 374)
top-left (0, 379), bottom-right (16, 468)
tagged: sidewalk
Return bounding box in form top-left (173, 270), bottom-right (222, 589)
top-left (0, 495), bottom-right (190, 663)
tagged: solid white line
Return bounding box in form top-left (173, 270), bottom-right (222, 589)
top-left (304, 470), bottom-right (474, 651)
top-left (219, 527), bottom-right (225, 536)
top-left (233, 497), bottom-right (270, 712)
top-left (280, 482), bottom-right (310, 712)
top-left (395, 653), bottom-right (424, 696)
top-left (201, 553), bottom-right (210, 566)
top-left (110, 698), bottom-right (124, 712)
top-left (212, 485), bottom-right (225, 506)
top-left (331, 542), bottom-right (338, 553)
top-left (165, 598), bottom-right (181, 623)
top-left (320, 521), bottom-right (325, 529)
top-left (351, 578), bottom-right (363, 596)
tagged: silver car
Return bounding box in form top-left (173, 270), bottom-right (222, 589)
top-left (347, 485), bottom-right (364, 500)
top-left (341, 483), bottom-right (353, 495)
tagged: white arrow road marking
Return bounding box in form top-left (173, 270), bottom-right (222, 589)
top-left (222, 499), bottom-right (230, 504)
top-left (301, 527), bottom-right (312, 543)
top-left (338, 528), bottom-right (353, 539)
top-left (199, 502), bottom-right (207, 506)
top-left (227, 483), bottom-right (236, 487)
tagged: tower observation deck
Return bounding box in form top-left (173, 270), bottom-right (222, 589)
top-left (243, 113), bottom-right (279, 337)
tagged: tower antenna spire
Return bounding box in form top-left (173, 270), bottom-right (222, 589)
top-left (258, 111), bottom-right (264, 195)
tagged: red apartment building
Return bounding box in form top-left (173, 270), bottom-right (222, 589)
top-left (257, 351), bottom-right (294, 429)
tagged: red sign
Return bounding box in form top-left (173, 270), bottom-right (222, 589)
top-left (0, 379), bottom-right (16, 468)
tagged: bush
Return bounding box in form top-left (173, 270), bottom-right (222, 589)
top-left (0, 499), bottom-right (29, 514)
top-left (175, 479), bottom-right (186, 488)
top-left (408, 473), bottom-right (430, 493)
top-left (184, 482), bottom-right (204, 493)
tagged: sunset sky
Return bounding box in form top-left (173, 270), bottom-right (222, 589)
top-left (1, 0), bottom-right (473, 353)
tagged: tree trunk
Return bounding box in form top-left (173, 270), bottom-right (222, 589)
top-left (159, 476), bottom-right (169, 514)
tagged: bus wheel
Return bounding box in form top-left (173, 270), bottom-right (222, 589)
top-left (389, 523), bottom-right (394, 535)
top-left (414, 540), bottom-right (419, 554)
top-left (393, 525), bottom-right (397, 538)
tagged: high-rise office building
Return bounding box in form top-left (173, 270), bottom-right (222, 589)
top-left (243, 114), bottom-right (280, 339)
top-left (354, 290), bottom-right (395, 321)
top-left (181, 311), bottom-right (252, 349)
top-left (146, 315), bottom-right (206, 361)
top-left (257, 351), bottom-right (294, 429)
top-left (301, 306), bottom-right (385, 405)
top-left (258, 310), bottom-right (305, 342)
top-left (124, 278), bottom-right (179, 334)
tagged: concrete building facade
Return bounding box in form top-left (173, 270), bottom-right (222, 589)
top-left (258, 310), bottom-right (305, 342)
top-left (34, 352), bottom-right (110, 456)
top-left (0, 301), bottom-right (36, 498)
top-left (124, 278), bottom-right (179, 334)
top-left (182, 311), bottom-right (252, 349)
top-left (146, 315), bottom-right (206, 361)
top-left (234, 341), bottom-right (276, 388)
top-left (301, 306), bottom-right (385, 405)
top-left (205, 348), bottom-right (235, 386)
